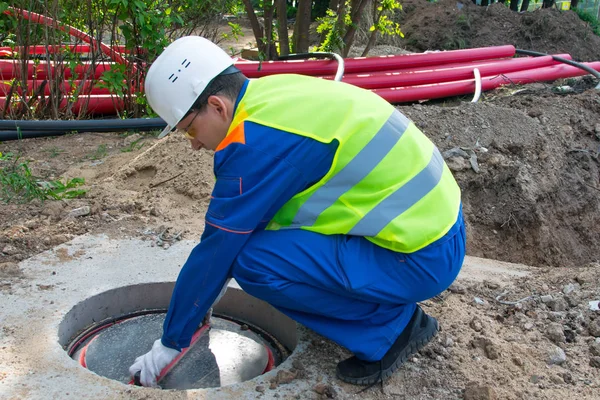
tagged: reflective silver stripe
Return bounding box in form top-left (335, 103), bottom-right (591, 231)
top-left (348, 146), bottom-right (444, 237)
top-left (288, 111), bottom-right (410, 228)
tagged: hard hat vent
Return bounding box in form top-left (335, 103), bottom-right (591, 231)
top-left (168, 59), bottom-right (193, 83)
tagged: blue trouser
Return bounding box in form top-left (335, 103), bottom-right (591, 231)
top-left (232, 210), bottom-right (466, 362)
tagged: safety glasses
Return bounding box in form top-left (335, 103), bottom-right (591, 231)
top-left (180, 111), bottom-right (200, 140)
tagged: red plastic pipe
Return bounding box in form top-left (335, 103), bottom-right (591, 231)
top-left (0, 44), bottom-right (137, 56)
top-left (327, 55), bottom-right (566, 89)
top-left (2, 46), bottom-right (518, 81)
top-left (372, 61), bottom-right (600, 104)
top-left (0, 60), bottom-right (112, 80)
top-left (236, 45), bottom-right (516, 78)
top-left (6, 55), bottom-right (568, 93)
top-left (0, 94), bottom-right (126, 115)
top-left (0, 80), bottom-right (113, 96)
top-left (4, 8), bottom-right (132, 70)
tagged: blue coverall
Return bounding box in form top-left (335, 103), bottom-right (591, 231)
top-left (162, 80), bottom-right (466, 362)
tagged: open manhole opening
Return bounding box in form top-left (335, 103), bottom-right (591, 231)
top-left (59, 282), bottom-right (297, 390)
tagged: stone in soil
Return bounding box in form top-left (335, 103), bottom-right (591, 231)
top-left (313, 383), bottom-right (337, 398)
top-left (590, 341), bottom-right (600, 356)
top-left (469, 317), bottom-right (484, 332)
top-left (547, 346), bottom-right (567, 365)
top-left (464, 383), bottom-right (497, 400)
top-left (588, 320), bottom-right (600, 337)
top-left (545, 323), bottom-right (566, 344)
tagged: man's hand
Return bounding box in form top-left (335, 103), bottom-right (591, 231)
top-left (129, 339), bottom-right (180, 387)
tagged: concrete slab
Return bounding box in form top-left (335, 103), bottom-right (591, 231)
top-left (0, 234), bottom-right (533, 399)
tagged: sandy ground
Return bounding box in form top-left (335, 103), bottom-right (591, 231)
top-left (2, 2), bottom-right (600, 399)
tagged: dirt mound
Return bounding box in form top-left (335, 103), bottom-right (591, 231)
top-left (400, 84), bottom-right (600, 268)
top-left (397, 0), bottom-right (600, 61)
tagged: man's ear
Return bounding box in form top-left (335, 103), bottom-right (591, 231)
top-left (207, 95), bottom-right (227, 117)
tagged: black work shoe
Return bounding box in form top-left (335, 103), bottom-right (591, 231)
top-left (336, 305), bottom-right (439, 386)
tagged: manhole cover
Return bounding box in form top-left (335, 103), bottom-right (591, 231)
top-left (69, 312), bottom-right (282, 389)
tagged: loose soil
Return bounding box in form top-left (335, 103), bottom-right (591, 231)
top-left (2, 5), bottom-right (600, 399)
top-left (396, 0), bottom-right (600, 62)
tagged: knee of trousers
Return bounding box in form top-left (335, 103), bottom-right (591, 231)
top-left (231, 251), bottom-right (270, 292)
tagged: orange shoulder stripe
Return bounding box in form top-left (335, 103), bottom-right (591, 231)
top-left (216, 123), bottom-right (245, 152)
top-left (206, 220), bottom-right (253, 234)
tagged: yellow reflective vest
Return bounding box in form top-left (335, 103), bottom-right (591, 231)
top-left (229, 74), bottom-right (461, 253)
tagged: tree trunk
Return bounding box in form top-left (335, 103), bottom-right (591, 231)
top-left (276, 0), bottom-right (290, 56)
top-left (241, 0), bottom-right (266, 54)
top-left (342, 0), bottom-right (370, 57)
top-left (334, 0), bottom-right (347, 35)
top-left (293, 0), bottom-right (312, 53)
top-left (263, 0), bottom-right (277, 60)
top-left (361, 2), bottom-right (382, 57)
top-left (360, 30), bottom-right (377, 57)
top-left (542, 0), bottom-right (555, 8)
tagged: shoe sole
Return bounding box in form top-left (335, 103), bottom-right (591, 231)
top-left (336, 315), bottom-right (439, 386)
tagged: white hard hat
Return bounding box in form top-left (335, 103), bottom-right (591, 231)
top-left (145, 36), bottom-right (234, 138)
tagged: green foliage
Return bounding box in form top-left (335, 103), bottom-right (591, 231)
top-left (574, 8), bottom-right (600, 36)
top-left (316, 7), bottom-right (352, 52)
top-left (120, 138), bottom-right (145, 152)
top-left (37, 177), bottom-right (87, 200)
top-left (221, 21), bottom-right (244, 41)
top-left (0, 153), bottom-right (87, 203)
top-left (89, 144), bottom-right (108, 160)
top-left (456, 14), bottom-right (471, 30)
top-left (0, 151), bottom-right (14, 161)
top-left (1, 0), bottom-right (238, 119)
top-left (97, 64), bottom-right (128, 98)
top-left (0, 156), bottom-right (45, 203)
top-left (371, 0), bottom-right (404, 38)
top-left (0, 1), bottom-right (16, 45)
top-left (106, 0), bottom-right (181, 57)
top-left (316, 0), bottom-right (404, 56)
top-left (44, 147), bottom-right (65, 158)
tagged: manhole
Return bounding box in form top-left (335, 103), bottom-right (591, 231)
top-left (58, 282), bottom-right (297, 389)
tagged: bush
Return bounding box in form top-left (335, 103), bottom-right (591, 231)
top-left (574, 8), bottom-right (600, 36)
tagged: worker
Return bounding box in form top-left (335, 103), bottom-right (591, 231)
top-left (129, 36), bottom-right (466, 388)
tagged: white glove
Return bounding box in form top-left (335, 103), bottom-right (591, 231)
top-left (129, 339), bottom-right (180, 387)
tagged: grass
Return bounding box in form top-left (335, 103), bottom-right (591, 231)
top-left (0, 152), bottom-right (87, 203)
top-left (44, 146), bottom-right (65, 158)
top-left (120, 138), bottom-right (145, 153)
top-left (574, 8), bottom-right (600, 37)
top-left (89, 144), bottom-right (108, 160)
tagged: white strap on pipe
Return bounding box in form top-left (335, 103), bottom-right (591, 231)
top-left (472, 68), bottom-right (482, 103)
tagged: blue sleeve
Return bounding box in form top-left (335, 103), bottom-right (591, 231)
top-left (161, 121), bottom-right (336, 350)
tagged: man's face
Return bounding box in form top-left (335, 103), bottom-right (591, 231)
top-left (176, 95), bottom-right (233, 151)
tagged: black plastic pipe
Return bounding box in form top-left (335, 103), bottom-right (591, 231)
top-left (0, 130), bottom-right (68, 139)
top-left (516, 49), bottom-right (600, 90)
top-left (0, 117), bottom-right (166, 141)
